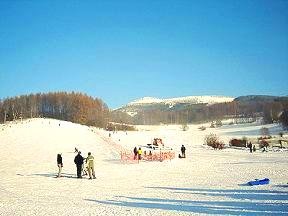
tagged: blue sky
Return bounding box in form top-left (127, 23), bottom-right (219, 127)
top-left (0, 0), bottom-right (287, 108)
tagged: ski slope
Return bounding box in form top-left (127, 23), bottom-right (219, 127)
top-left (0, 118), bottom-right (287, 215)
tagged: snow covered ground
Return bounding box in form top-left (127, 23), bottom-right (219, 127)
top-left (0, 118), bottom-right (287, 215)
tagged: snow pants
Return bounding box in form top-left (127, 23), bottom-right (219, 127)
top-left (76, 164), bottom-right (82, 178)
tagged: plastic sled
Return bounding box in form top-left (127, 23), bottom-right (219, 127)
top-left (248, 178), bottom-right (270, 186)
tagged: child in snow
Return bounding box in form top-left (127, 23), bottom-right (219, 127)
top-left (138, 148), bottom-right (142, 160)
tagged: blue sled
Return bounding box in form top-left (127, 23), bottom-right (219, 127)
top-left (248, 178), bottom-right (270, 186)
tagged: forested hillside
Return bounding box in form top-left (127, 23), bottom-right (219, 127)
top-left (1, 93), bottom-right (287, 128)
top-left (113, 96), bottom-right (288, 125)
top-left (0, 92), bottom-right (109, 128)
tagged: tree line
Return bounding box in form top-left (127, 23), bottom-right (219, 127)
top-left (113, 99), bottom-right (288, 126)
top-left (1, 92), bottom-right (287, 129)
top-left (0, 92), bottom-right (109, 128)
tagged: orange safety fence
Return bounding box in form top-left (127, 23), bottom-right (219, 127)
top-left (121, 150), bottom-right (175, 163)
top-left (94, 131), bottom-right (176, 163)
top-left (120, 151), bottom-right (139, 163)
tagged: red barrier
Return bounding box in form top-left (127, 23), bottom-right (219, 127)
top-left (94, 131), bottom-right (175, 163)
top-left (121, 150), bottom-right (175, 163)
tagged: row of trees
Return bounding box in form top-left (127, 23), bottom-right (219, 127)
top-left (1, 92), bottom-right (287, 129)
top-left (0, 92), bottom-right (109, 128)
top-left (115, 100), bottom-right (288, 126)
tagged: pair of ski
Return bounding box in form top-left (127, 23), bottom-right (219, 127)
top-left (55, 175), bottom-right (96, 179)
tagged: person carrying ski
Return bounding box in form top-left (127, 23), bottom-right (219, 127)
top-left (57, 153), bottom-right (63, 177)
top-left (181, 145), bottom-right (186, 158)
top-left (74, 151), bottom-right (84, 178)
top-left (74, 147), bottom-right (78, 153)
top-left (86, 152), bottom-right (96, 179)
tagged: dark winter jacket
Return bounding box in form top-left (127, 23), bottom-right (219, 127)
top-left (57, 154), bottom-right (63, 166)
top-left (74, 154), bottom-right (84, 166)
top-left (181, 146), bottom-right (186, 153)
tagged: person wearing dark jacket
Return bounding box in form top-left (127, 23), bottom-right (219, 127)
top-left (181, 145), bottom-right (186, 158)
top-left (248, 142), bottom-right (253, 153)
top-left (74, 151), bottom-right (84, 178)
top-left (133, 147), bottom-right (138, 160)
top-left (57, 153), bottom-right (63, 177)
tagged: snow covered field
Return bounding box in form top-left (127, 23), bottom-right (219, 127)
top-left (0, 118), bottom-right (287, 215)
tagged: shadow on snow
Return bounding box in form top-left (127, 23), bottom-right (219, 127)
top-left (17, 172), bottom-right (77, 179)
top-left (85, 187), bottom-right (288, 215)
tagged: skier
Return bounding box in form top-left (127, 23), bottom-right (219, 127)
top-left (74, 151), bottom-right (84, 178)
top-left (181, 145), bottom-right (186, 158)
top-left (133, 147), bottom-right (138, 160)
top-left (57, 153), bottom-right (63, 177)
top-left (86, 152), bottom-right (96, 179)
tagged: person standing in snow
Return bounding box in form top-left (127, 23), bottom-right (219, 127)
top-left (248, 142), bottom-right (253, 153)
top-left (138, 147), bottom-right (142, 160)
top-left (74, 151), bottom-right (84, 178)
top-left (57, 153), bottom-right (63, 177)
top-left (133, 147), bottom-right (138, 160)
top-left (181, 145), bottom-right (186, 158)
top-left (86, 152), bottom-right (96, 179)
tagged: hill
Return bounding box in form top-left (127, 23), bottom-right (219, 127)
top-left (116, 95), bottom-right (234, 117)
top-left (235, 95), bottom-right (288, 102)
top-left (113, 95), bottom-right (288, 125)
top-left (0, 92), bottom-right (109, 127)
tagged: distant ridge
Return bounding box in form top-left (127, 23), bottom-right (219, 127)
top-left (116, 95), bottom-right (234, 117)
top-left (235, 95), bottom-right (288, 102)
top-left (111, 94), bottom-right (288, 125)
top-left (128, 95), bottom-right (234, 106)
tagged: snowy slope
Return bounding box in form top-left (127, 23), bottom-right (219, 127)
top-left (128, 95), bottom-right (234, 106)
top-left (118, 95), bottom-right (234, 117)
top-left (0, 118), bottom-right (287, 216)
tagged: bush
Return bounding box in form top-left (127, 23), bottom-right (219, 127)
top-left (106, 123), bottom-right (136, 131)
top-left (204, 133), bottom-right (224, 149)
top-left (198, 126), bottom-right (206, 131)
top-left (229, 138), bottom-right (246, 147)
top-left (215, 120), bottom-right (222, 127)
top-left (259, 139), bottom-right (269, 148)
top-left (181, 124), bottom-right (189, 131)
